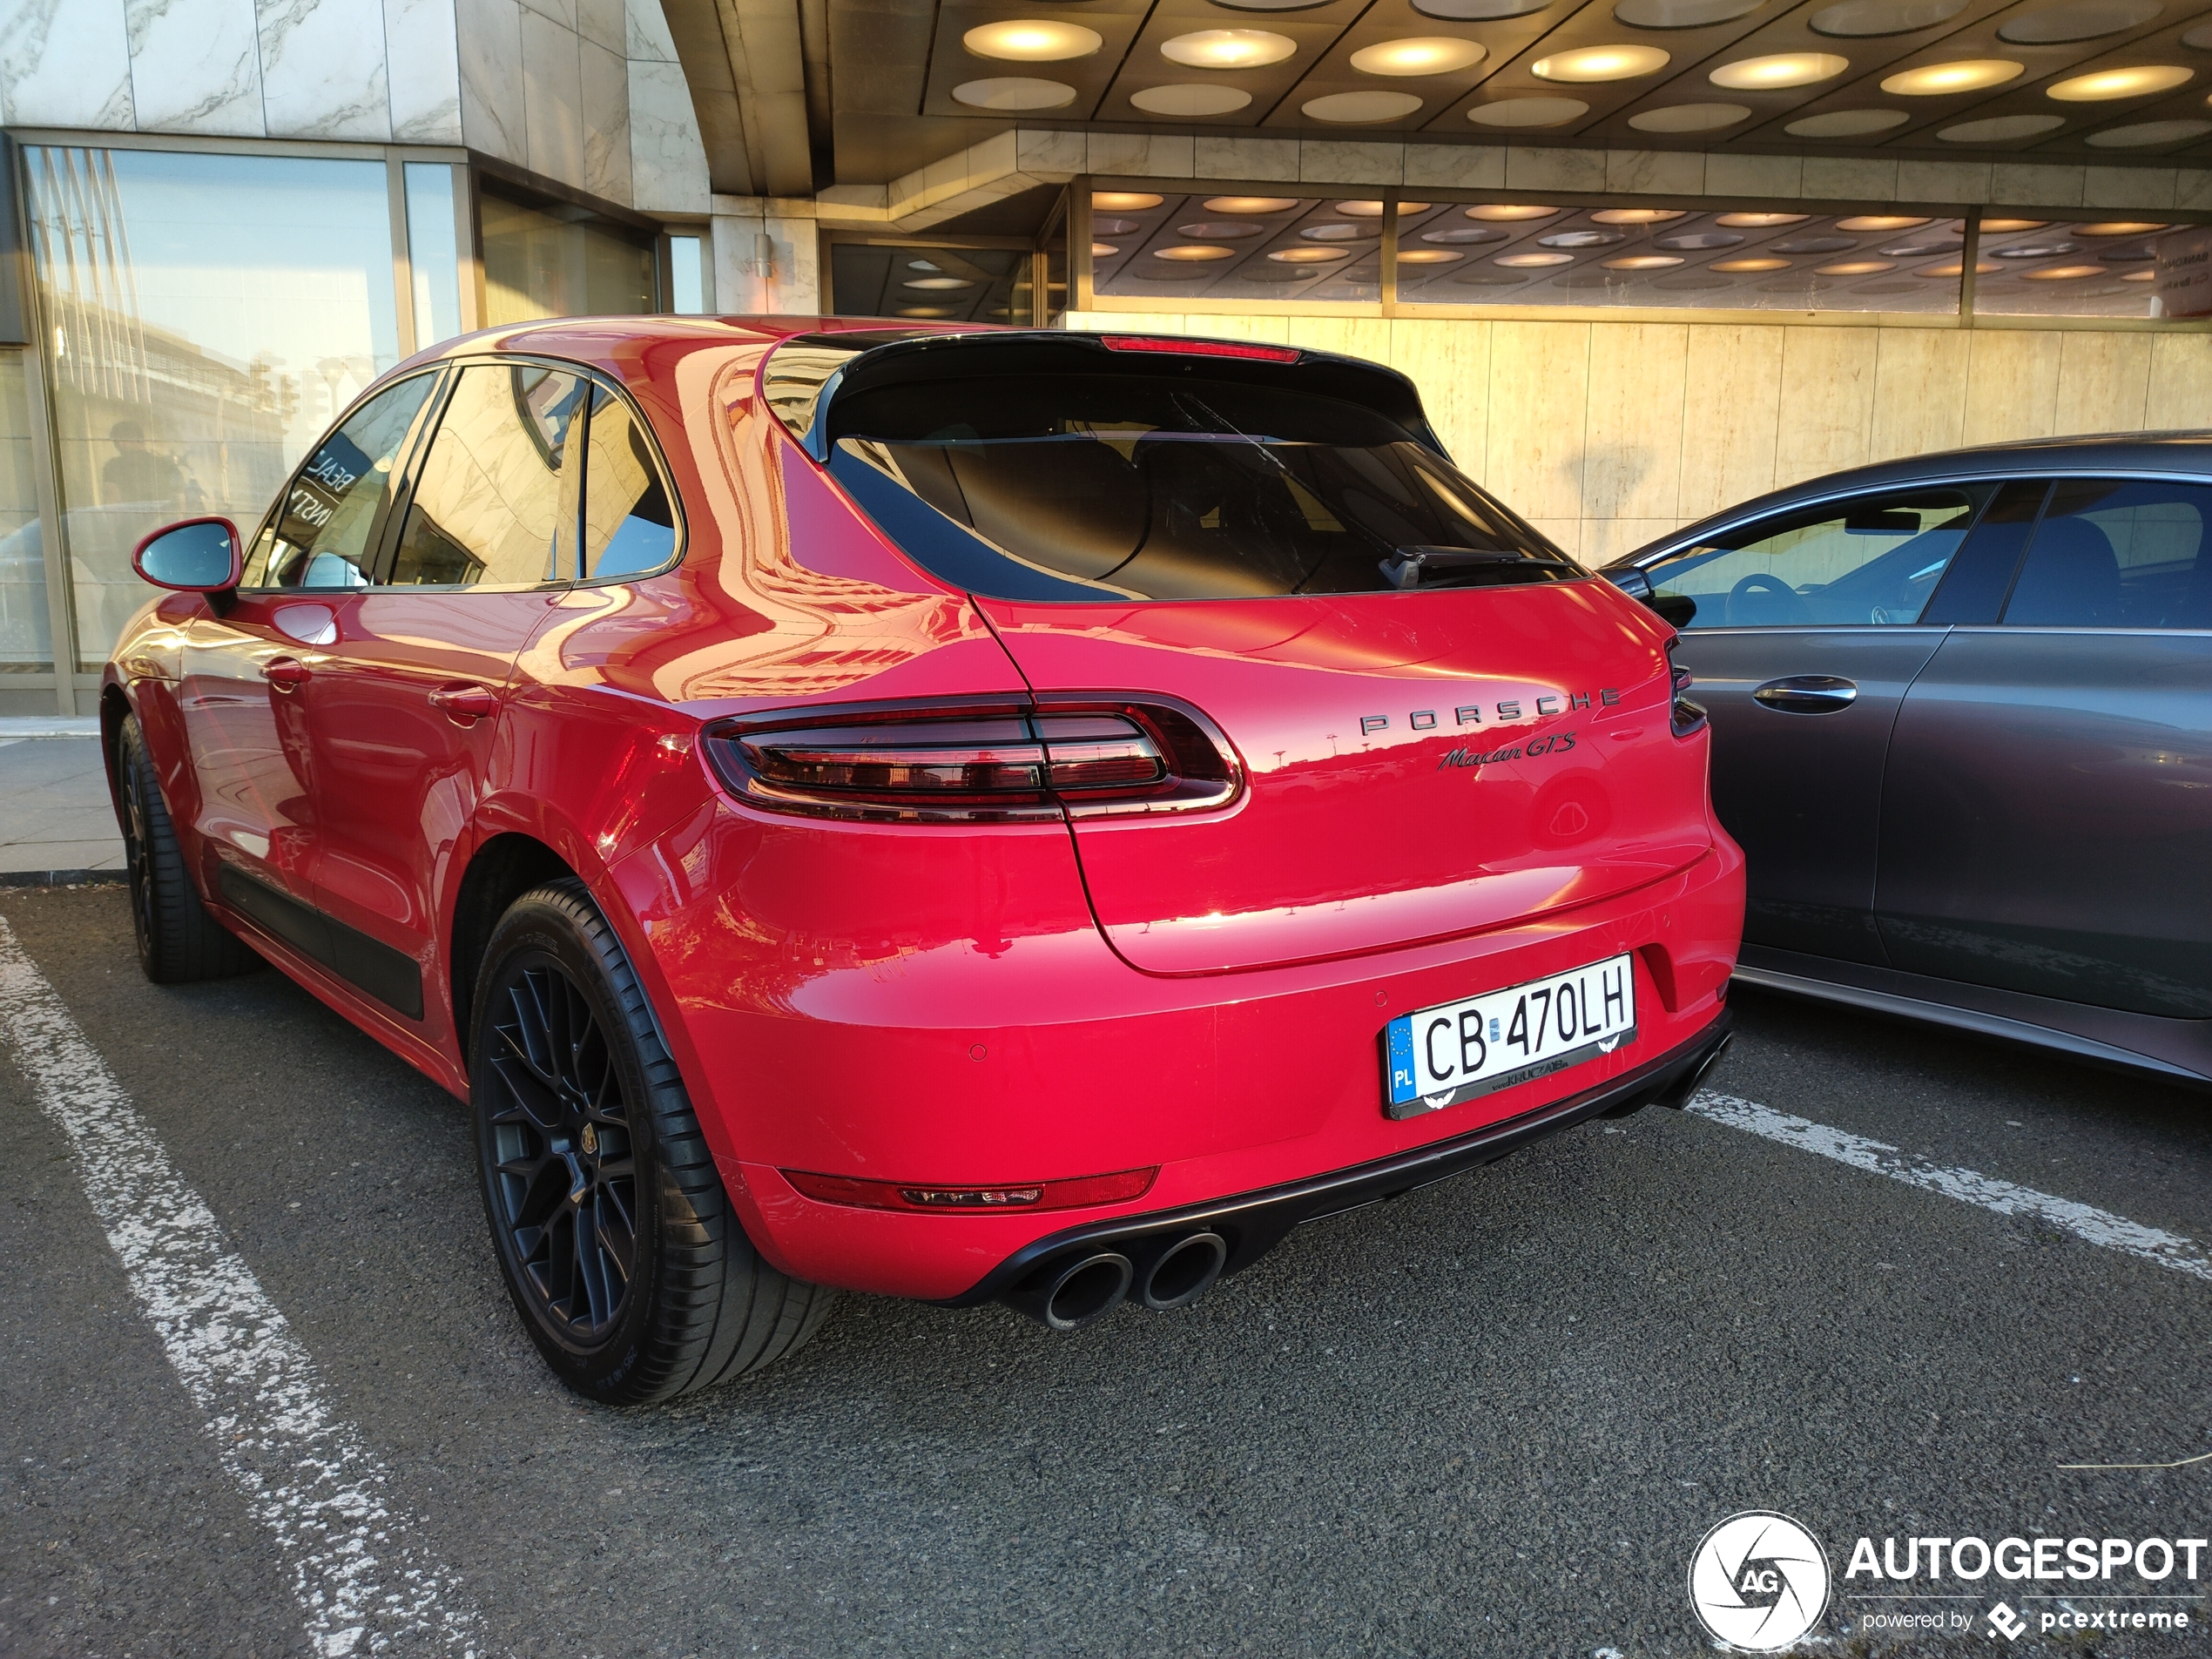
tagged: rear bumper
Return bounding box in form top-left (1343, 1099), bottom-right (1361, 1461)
top-left (939, 1008), bottom-right (1734, 1307)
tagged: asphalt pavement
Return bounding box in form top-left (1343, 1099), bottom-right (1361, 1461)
top-left (5, 882), bottom-right (2212, 1658)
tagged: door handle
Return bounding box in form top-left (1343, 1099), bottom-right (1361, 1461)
top-left (1752, 675), bottom-right (1858, 714)
top-left (428, 683), bottom-right (500, 725)
top-left (264, 656), bottom-right (312, 691)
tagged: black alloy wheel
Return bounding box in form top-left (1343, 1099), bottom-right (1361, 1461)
top-left (114, 712), bottom-right (258, 983)
top-left (470, 880), bottom-right (836, 1403)
top-left (483, 961), bottom-right (638, 1345)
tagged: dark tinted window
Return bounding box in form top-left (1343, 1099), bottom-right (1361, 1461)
top-left (1643, 487), bottom-right (1988, 628)
top-left (242, 374), bottom-right (436, 589)
top-left (579, 385), bottom-right (677, 578)
top-left (1922, 480), bottom-right (2047, 626)
top-left (823, 374), bottom-right (1569, 603)
top-left (388, 363), bottom-right (587, 588)
top-left (2004, 477), bottom-right (2212, 629)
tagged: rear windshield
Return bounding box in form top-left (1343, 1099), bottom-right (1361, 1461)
top-left (821, 373), bottom-right (1577, 603)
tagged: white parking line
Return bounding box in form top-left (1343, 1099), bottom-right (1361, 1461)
top-left (0, 919), bottom-right (480, 1657)
top-left (1689, 1090), bottom-right (2212, 1285)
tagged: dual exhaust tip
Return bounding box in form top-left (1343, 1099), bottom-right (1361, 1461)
top-left (1006, 1230), bottom-right (1229, 1332)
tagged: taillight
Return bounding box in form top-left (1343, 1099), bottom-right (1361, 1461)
top-left (782, 1166), bottom-right (1157, 1211)
top-left (704, 696), bottom-right (1242, 823)
top-left (1098, 334), bottom-right (1300, 363)
top-left (1666, 641), bottom-right (1707, 738)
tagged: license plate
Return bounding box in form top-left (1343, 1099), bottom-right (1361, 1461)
top-left (1382, 953), bottom-right (1635, 1120)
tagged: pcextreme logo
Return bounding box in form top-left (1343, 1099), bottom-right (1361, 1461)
top-left (1688, 1512), bottom-right (1832, 1652)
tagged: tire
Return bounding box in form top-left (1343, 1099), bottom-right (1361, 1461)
top-left (469, 879), bottom-right (836, 1403)
top-left (115, 713), bottom-right (260, 984)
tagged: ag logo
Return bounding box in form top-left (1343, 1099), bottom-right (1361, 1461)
top-left (1688, 1512), bottom-right (1831, 1652)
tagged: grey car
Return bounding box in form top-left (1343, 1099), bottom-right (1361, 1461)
top-left (1603, 434), bottom-right (2212, 1087)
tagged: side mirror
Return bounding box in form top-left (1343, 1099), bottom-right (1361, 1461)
top-left (133, 517), bottom-right (243, 593)
top-left (1603, 565), bottom-right (1697, 630)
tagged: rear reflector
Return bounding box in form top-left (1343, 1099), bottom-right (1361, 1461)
top-left (1099, 334), bottom-right (1301, 364)
top-left (705, 697), bottom-right (1240, 823)
top-left (783, 1166), bottom-right (1158, 1212)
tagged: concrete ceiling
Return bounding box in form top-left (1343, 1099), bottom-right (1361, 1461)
top-left (664, 0), bottom-right (2212, 193)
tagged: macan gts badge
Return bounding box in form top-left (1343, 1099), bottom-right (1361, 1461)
top-left (107, 320), bottom-right (1743, 1403)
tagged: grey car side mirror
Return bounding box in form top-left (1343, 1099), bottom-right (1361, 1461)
top-left (1604, 565), bottom-right (1697, 630)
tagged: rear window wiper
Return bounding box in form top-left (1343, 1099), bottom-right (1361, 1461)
top-left (1380, 545), bottom-right (1579, 589)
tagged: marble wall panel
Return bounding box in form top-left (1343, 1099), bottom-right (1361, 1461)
top-left (2054, 332), bottom-right (2152, 435)
top-left (1484, 321), bottom-right (1591, 522)
top-left (2146, 333), bottom-right (2212, 428)
top-left (629, 56), bottom-right (709, 213)
top-left (1960, 330), bottom-right (2060, 447)
top-left (1194, 136), bottom-right (1299, 181)
top-left (127, 0), bottom-right (264, 134)
top-left (258, 0), bottom-right (391, 140)
top-left (456, 0), bottom-right (526, 163)
top-left (1775, 327), bottom-right (1876, 487)
top-left (1387, 318), bottom-right (1488, 469)
top-left (1678, 325), bottom-right (1782, 521)
top-left (1867, 328), bottom-right (1969, 462)
top-left (2, 0), bottom-right (136, 128)
top-left (386, 0), bottom-right (463, 141)
top-left (521, 3), bottom-right (583, 188)
top-left (581, 37), bottom-right (630, 205)
top-left (1581, 321), bottom-right (1687, 523)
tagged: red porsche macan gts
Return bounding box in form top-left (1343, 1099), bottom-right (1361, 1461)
top-left (108, 318), bottom-right (1743, 1402)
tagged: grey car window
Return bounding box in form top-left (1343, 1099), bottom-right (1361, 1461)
top-left (2004, 478), bottom-right (2212, 630)
top-left (1645, 487), bottom-right (1990, 628)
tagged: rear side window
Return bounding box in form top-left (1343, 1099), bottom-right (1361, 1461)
top-left (578, 385), bottom-right (678, 578)
top-left (821, 374), bottom-right (1570, 602)
top-left (243, 374), bottom-right (437, 589)
top-left (388, 363), bottom-right (589, 588)
top-left (2004, 478), bottom-right (2212, 629)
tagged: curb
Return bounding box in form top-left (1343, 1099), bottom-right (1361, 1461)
top-left (0, 870), bottom-right (124, 888)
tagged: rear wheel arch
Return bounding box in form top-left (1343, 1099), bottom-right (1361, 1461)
top-left (449, 832), bottom-right (577, 1061)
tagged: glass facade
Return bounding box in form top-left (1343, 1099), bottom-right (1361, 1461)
top-left (668, 235), bottom-right (705, 314)
top-left (404, 162), bottom-right (464, 347)
top-left (1974, 219), bottom-right (2169, 319)
top-left (830, 243), bottom-right (1033, 322)
top-left (1091, 194), bottom-right (1383, 305)
top-left (24, 145), bottom-right (402, 667)
top-left (481, 189), bottom-right (658, 325)
top-left (0, 351), bottom-right (51, 673)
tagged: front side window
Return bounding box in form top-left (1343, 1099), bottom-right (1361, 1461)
top-left (2004, 478), bottom-right (2212, 629)
top-left (242, 374), bottom-right (438, 589)
top-left (822, 374), bottom-right (1570, 602)
top-left (387, 363), bottom-right (587, 588)
top-left (1646, 487), bottom-right (1993, 629)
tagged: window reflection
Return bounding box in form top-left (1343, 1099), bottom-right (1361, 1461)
top-left (403, 164), bottom-right (463, 348)
top-left (23, 145), bottom-right (401, 665)
top-left (481, 188), bottom-right (657, 325)
top-left (0, 352), bottom-right (51, 675)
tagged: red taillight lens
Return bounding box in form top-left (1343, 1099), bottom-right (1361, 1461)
top-left (783, 1166), bottom-right (1158, 1212)
top-left (705, 697), bottom-right (1240, 823)
top-left (1098, 334), bottom-right (1301, 363)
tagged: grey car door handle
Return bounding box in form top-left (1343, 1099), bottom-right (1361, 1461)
top-left (1753, 675), bottom-right (1859, 713)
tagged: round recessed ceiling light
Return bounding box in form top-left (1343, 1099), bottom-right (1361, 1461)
top-left (1603, 254), bottom-right (1684, 268)
top-left (1838, 214), bottom-right (1930, 230)
top-left (954, 77), bottom-right (1077, 110)
top-left (2122, 267), bottom-right (2158, 279)
top-left (1712, 257), bottom-right (1793, 271)
top-left (1918, 259), bottom-right (2000, 274)
top-left (904, 276), bottom-right (976, 289)
top-left (1301, 221), bottom-right (1376, 240)
top-left (1468, 204), bottom-right (1561, 219)
top-left (1593, 208), bottom-right (1689, 223)
top-left (1717, 211), bottom-right (1811, 226)
top-left (1177, 220), bottom-right (1266, 238)
top-left (1497, 251), bottom-right (1576, 266)
top-left (897, 307), bottom-right (953, 318)
top-left (1268, 246), bottom-right (1351, 262)
top-left (1993, 239), bottom-right (2081, 255)
top-left (2188, 21), bottom-right (2212, 46)
top-left (1396, 249), bottom-right (1467, 263)
top-left (1881, 235), bottom-right (1963, 254)
top-left (1351, 37), bottom-right (1487, 75)
top-left (1204, 196), bottom-right (1300, 213)
top-left (1884, 58), bottom-right (2025, 94)
top-left (1541, 229), bottom-right (1627, 246)
top-left (1303, 90), bottom-right (1426, 121)
top-left (1092, 242), bottom-right (1120, 258)
top-left (1162, 29), bottom-right (1298, 68)
top-left (1811, 0), bottom-right (1966, 31)
top-left (1425, 226), bottom-right (1507, 243)
top-left (2088, 117), bottom-right (2212, 143)
top-left (1155, 244), bottom-right (1238, 261)
top-left (1656, 229), bottom-right (1744, 248)
top-left (1817, 260), bottom-right (1896, 273)
top-left (2000, 0), bottom-right (2162, 43)
top-left (1534, 44), bottom-right (1672, 81)
top-left (1469, 96), bottom-right (1591, 125)
top-left (1787, 107), bottom-right (1911, 135)
top-left (1941, 112), bottom-right (2067, 139)
top-left (2078, 219), bottom-right (2170, 233)
top-left (1335, 199), bottom-right (1406, 215)
top-left (962, 20), bottom-right (1103, 61)
top-left (1413, 0), bottom-right (1549, 16)
top-left (1132, 83), bottom-right (1254, 115)
top-left (1632, 102), bottom-right (1753, 130)
top-left (1092, 215), bottom-right (1145, 234)
top-left (1980, 218), bottom-right (2050, 232)
top-left (1094, 194), bottom-right (1163, 215)
top-left (1712, 52), bottom-right (1851, 89)
top-left (1614, 0), bottom-right (1765, 26)
top-left (2051, 64), bottom-right (2193, 99)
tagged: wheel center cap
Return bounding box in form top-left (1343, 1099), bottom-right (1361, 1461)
top-left (580, 1123), bottom-right (598, 1157)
